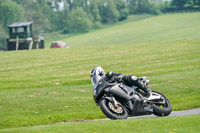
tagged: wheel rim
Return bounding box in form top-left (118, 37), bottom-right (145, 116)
top-left (154, 101), bottom-right (168, 109)
top-left (108, 102), bottom-right (123, 113)
top-left (100, 99), bottom-right (128, 119)
top-left (151, 93), bottom-right (170, 109)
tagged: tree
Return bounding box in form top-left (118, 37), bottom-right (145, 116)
top-left (0, 0), bottom-right (24, 28)
top-left (187, 0), bottom-right (200, 7)
top-left (99, 0), bottom-right (120, 23)
top-left (0, 0), bottom-right (26, 49)
top-left (0, 24), bottom-right (7, 49)
top-left (128, 0), bottom-right (138, 14)
top-left (116, 0), bottom-right (129, 21)
top-left (88, 0), bottom-right (102, 22)
top-left (64, 7), bottom-right (92, 33)
top-left (171, 0), bottom-right (189, 9)
top-left (128, 0), bottom-right (161, 14)
top-left (193, 0), bottom-right (200, 6)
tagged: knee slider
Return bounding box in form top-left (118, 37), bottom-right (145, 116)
top-left (131, 76), bottom-right (137, 81)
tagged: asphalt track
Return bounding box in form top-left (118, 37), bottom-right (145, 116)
top-left (58, 108), bottom-right (200, 124)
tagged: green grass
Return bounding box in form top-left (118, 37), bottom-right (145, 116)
top-left (0, 12), bottom-right (200, 129)
top-left (0, 115), bottom-right (200, 133)
top-left (61, 12), bottom-right (200, 47)
top-left (44, 14), bottom-right (152, 48)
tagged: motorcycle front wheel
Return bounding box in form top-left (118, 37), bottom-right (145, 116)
top-left (152, 90), bottom-right (172, 116)
top-left (99, 98), bottom-right (128, 119)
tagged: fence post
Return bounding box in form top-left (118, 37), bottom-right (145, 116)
top-left (16, 36), bottom-right (19, 51)
top-left (37, 35), bottom-right (41, 49)
top-left (29, 40), bottom-right (33, 50)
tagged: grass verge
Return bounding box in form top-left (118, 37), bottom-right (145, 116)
top-left (0, 115), bottom-right (199, 133)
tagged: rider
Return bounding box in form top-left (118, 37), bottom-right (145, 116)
top-left (90, 66), bottom-right (152, 97)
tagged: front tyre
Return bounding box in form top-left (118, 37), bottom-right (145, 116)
top-left (99, 98), bottom-right (128, 119)
top-left (152, 91), bottom-right (172, 116)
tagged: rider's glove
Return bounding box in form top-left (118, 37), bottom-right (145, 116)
top-left (111, 76), bottom-right (122, 82)
top-left (106, 72), bottom-right (113, 79)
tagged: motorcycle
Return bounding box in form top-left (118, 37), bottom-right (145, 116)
top-left (93, 77), bottom-right (172, 119)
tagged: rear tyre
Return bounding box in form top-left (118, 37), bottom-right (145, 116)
top-left (152, 91), bottom-right (172, 116)
top-left (99, 98), bottom-right (128, 119)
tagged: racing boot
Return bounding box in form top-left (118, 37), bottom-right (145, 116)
top-left (137, 80), bottom-right (152, 97)
top-left (145, 87), bottom-right (152, 98)
top-left (130, 75), bottom-right (152, 97)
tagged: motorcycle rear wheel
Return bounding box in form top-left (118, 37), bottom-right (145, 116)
top-left (152, 90), bottom-right (172, 116)
top-left (99, 98), bottom-right (128, 119)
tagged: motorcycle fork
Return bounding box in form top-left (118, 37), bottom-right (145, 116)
top-left (111, 97), bottom-right (118, 108)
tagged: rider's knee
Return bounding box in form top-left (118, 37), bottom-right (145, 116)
top-left (130, 75), bottom-right (137, 81)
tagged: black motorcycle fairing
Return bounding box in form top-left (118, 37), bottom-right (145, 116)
top-left (94, 79), bottom-right (154, 116)
top-left (94, 79), bottom-right (114, 102)
top-left (108, 84), bottom-right (136, 101)
top-left (94, 79), bottom-right (138, 102)
top-left (132, 99), bottom-right (153, 116)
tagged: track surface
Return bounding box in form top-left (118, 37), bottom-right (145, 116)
top-left (58, 108), bottom-right (200, 124)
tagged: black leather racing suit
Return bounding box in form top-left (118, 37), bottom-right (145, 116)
top-left (104, 72), bottom-right (151, 96)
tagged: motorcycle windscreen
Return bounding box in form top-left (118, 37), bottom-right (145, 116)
top-left (91, 75), bottom-right (102, 89)
top-left (93, 79), bottom-right (111, 102)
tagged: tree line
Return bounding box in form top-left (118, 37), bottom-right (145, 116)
top-left (0, 0), bottom-right (200, 49)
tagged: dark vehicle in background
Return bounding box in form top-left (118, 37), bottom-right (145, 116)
top-left (50, 41), bottom-right (69, 48)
